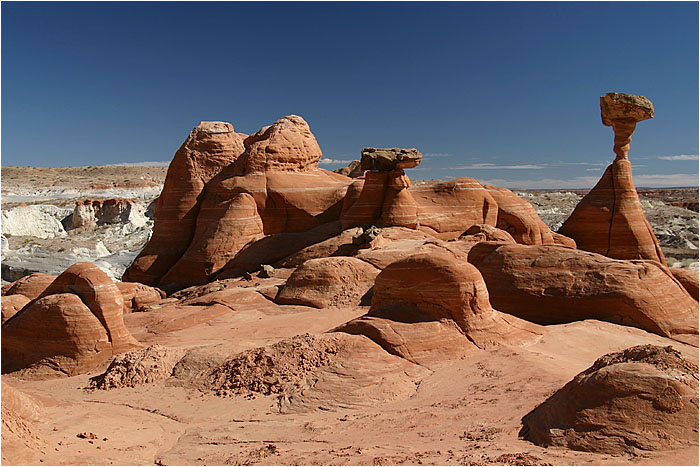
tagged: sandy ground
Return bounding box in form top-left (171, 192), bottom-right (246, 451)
top-left (4, 298), bottom-right (698, 466)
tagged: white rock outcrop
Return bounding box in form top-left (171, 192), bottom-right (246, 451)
top-left (1, 205), bottom-right (70, 239)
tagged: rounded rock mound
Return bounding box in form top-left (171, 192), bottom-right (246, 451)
top-left (520, 345), bottom-right (699, 455)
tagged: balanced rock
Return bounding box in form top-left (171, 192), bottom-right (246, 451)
top-left (123, 121), bottom-right (246, 285)
top-left (337, 251), bottom-right (541, 368)
top-left (521, 345), bottom-right (698, 455)
top-left (559, 93), bottom-right (665, 264)
top-left (2, 262), bottom-right (141, 375)
top-left (469, 243), bottom-right (697, 341)
top-left (276, 257), bottom-right (379, 308)
top-left (360, 147), bottom-right (422, 172)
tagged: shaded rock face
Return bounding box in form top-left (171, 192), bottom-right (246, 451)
top-left (670, 267), bottom-right (699, 301)
top-left (521, 345), bottom-right (699, 455)
top-left (276, 257), bottom-right (379, 308)
top-left (337, 251), bottom-right (541, 368)
top-left (72, 198), bottom-right (147, 230)
top-left (124, 116), bottom-right (352, 289)
top-left (115, 282), bottom-right (165, 313)
top-left (2, 262), bottom-right (141, 375)
top-left (468, 243), bottom-right (698, 341)
top-left (360, 148), bottom-right (422, 172)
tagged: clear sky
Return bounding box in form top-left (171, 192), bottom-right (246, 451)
top-left (2, 1), bottom-right (698, 188)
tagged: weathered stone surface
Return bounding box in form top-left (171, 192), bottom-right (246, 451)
top-left (340, 171), bottom-right (389, 229)
top-left (123, 121), bottom-right (246, 285)
top-left (484, 186), bottom-right (557, 245)
top-left (1, 205), bottom-right (70, 239)
top-left (115, 282), bottom-right (165, 313)
top-left (360, 148), bottom-right (422, 172)
top-left (411, 178), bottom-right (499, 236)
top-left (521, 345), bottom-right (698, 455)
top-left (2, 262), bottom-right (141, 375)
top-left (333, 160), bottom-right (363, 178)
top-left (276, 257), bottom-right (379, 308)
top-left (1, 294), bottom-right (30, 324)
top-left (237, 115), bottom-right (323, 174)
top-left (469, 243), bottom-right (697, 341)
top-left (600, 92), bottom-right (654, 127)
top-left (670, 267), bottom-right (699, 301)
top-left (72, 198), bottom-right (147, 230)
top-left (559, 158), bottom-right (666, 264)
top-left (379, 169), bottom-right (419, 228)
top-left (2, 273), bottom-right (57, 301)
top-left (337, 251), bottom-right (542, 367)
top-left (90, 344), bottom-right (186, 389)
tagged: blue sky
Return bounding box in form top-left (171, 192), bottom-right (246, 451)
top-left (2, 1), bottom-right (698, 188)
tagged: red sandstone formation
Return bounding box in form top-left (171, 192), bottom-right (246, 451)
top-left (126, 116), bottom-right (352, 289)
top-left (559, 93), bottom-right (665, 264)
top-left (115, 282), bottom-right (165, 313)
top-left (2, 273), bottom-right (57, 301)
top-left (2, 262), bottom-right (141, 375)
top-left (521, 345), bottom-right (699, 455)
top-left (1, 294), bottom-right (30, 324)
top-left (276, 257), bottom-right (380, 308)
top-left (337, 251), bottom-right (541, 368)
top-left (468, 243), bottom-right (698, 342)
top-left (670, 267), bottom-right (699, 301)
top-left (123, 121), bottom-right (247, 285)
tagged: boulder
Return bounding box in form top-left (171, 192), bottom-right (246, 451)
top-left (468, 243), bottom-right (698, 341)
top-left (2, 262), bottom-right (141, 375)
top-left (115, 281), bottom-right (165, 313)
top-left (2, 273), bottom-right (57, 301)
top-left (360, 147), bottom-right (422, 172)
top-left (337, 251), bottom-right (542, 367)
top-left (1, 294), bottom-right (30, 324)
top-left (123, 121), bottom-right (246, 285)
top-left (521, 345), bottom-right (698, 455)
top-left (276, 257), bottom-right (380, 308)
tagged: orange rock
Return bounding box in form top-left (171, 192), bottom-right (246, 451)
top-left (469, 243), bottom-right (697, 341)
top-left (484, 186), bottom-right (557, 245)
top-left (337, 251), bottom-right (542, 367)
top-left (1, 294), bottom-right (30, 324)
top-left (2, 273), bottom-right (57, 301)
top-left (411, 178), bottom-right (499, 237)
top-left (276, 257), bottom-right (379, 308)
top-left (521, 345), bottom-right (698, 455)
top-left (2, 262), bottom-right (141, 375)
top-left (559, 159), bottom-right (666, 264)
top-left (340, 171), bottom-right (389, 229)
top-left (670, 267), bottom-right (699, 301)
top-left (115, 282), bottom-right (165, 313)
top-left (1, 383), bottom-right (45, 465)
top-left (123, 121), bottom-right (246, 285)
top-left (379, 169), bottom-right (419, 229)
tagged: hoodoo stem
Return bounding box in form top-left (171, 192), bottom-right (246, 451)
top-left (611, 119), bottom-right (637, 160)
